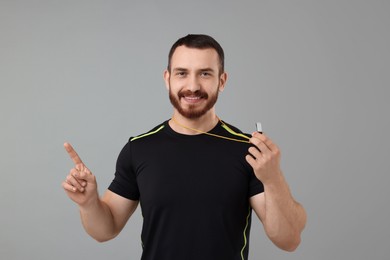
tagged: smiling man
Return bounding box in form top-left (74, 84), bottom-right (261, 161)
top-left (63, 34), bottom-right (306, 260)
top-left (167, 45), bottom-right (224, 120)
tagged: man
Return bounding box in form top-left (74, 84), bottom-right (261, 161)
top-left (63, 34), bottom-right (306, 260)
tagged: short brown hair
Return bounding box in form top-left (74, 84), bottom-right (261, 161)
top-left (167, 34), bottom-right (225, 74)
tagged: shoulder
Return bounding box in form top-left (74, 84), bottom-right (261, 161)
top-left (218, 120), bottom-right (252, 140)
top-left (129, 121), bottom-right (167, 142)
top-left (116, 121), bottom-right (167, 163)
top-left (220, 121), bottom-right (247, 133)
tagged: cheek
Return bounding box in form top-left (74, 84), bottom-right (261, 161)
top-left (171, 81), bottom-right (192, 96)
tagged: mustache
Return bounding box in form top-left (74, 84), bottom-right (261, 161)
top-left (178, 90), bottom-right (208, 98)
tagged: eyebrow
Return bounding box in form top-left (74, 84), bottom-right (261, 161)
top-left (199, 68), bottom-right (215, 73)
top-left (172, 67), bottom-right (216, 73)
top-left (172, 67), bottom-right (188, 72)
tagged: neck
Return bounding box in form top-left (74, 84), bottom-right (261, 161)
top-left (169, 111), bottom-right (219, 135)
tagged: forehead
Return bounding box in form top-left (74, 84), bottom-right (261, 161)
top-left (170, 46), bottom-right (219, 70)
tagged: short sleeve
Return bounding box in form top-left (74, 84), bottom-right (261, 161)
top-left (248, 170), bottom-right (264, 198)
top-left (108, 141), bottom-right (140, 201)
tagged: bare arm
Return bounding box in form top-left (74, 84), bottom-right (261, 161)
top-left (78, 190), bottom-right (138, 242)
top-left (62, 143), bottom-right (138, 242)
top-left (246, 133), bottom-right (306, 251)
top-left (249, 178), bottom-right (306, 251)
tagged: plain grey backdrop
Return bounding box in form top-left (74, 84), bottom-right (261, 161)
top-left (1, 0), bottom-right (389, 259)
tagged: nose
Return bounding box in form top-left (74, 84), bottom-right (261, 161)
top-left (187, 74), bottom-right (201, 92)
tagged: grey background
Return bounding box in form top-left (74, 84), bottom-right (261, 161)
top-left (1, 0), bottom-right (389, 259)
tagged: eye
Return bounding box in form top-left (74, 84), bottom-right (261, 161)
top-left (200, 72), bottom-right (211, 77)
top-left (176, 71), bottom-right (187, 77)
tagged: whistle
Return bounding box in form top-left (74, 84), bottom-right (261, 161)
top-left (256, 122), bottom-right (263, 134)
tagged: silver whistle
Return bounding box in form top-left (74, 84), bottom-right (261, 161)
top-left (256, 122), bottom-right (263, 133)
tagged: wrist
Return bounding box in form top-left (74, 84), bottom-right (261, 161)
top-left (260, 170), bottom-right (284, 187)
top-left (79, 195), bottom-right (100, 212)
top-left (262, 171), bottom-right (293, 199)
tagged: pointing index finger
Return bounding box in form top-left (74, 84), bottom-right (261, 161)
top-left (64, 142), bottom-right (83, 166)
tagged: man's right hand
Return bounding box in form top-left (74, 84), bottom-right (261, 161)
top-left (62, 142), bottom-right (99, 208)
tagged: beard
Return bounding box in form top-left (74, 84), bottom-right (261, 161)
top-left (169, 86), bottom-right (219, 119)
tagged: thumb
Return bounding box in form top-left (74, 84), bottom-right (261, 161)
top-left (73, 165), bottom-right (96, 183)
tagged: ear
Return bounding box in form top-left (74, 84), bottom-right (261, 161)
top-left (218, 72), bottom-right (228, 92)
top-left (163, 69), bottom-right (170, 91)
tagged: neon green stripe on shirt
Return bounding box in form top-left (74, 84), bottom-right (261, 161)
top-left (130, 125), bottom-right (165, 142)
top-left (221, 124), bottom-right (250, 141)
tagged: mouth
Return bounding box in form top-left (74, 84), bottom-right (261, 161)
top-left (182, 95), bottom-right (203, 104)
top-left (179, 91), bottom-right (207, 104)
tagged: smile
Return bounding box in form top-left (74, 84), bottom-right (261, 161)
top-left (182, 96), bottom-right (204, 104)
top-left (184, 96), bottom-right (201, 100)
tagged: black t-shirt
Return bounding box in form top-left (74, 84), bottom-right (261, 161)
top-left (108, 120), bottom-right (264, 260)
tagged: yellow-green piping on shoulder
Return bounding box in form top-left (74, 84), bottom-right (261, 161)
top-left (130, 125), bottom-right (165, 142)
top-left (221, 124), bottom-right (250, 141)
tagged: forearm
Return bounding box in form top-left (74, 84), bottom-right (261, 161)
top-left (79, 199), bottom-right (117, 242)
top-left (263, 173), bottom-right (306, 251)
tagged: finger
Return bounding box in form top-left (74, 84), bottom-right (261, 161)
top-left (66, 174), bottom-right (85, 192)
top-left (249, 136), bottom-right (271, 155)
top-left (62, 180), bottom-right (77, 193)
top-left (69, 168), bottom-right (87, 188)
top-left (72, 167), bottom-right (94, 184)
top-left (251, 132), bottom-right (279, 152)
top-left (64, 142), bottom-right (83, 166)
top-left (248, 146), bottom-right (264, 160)
top-left (70, 169), bottom-right (87, 187)
top-left (245, 154), bottom-right (257, 169)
